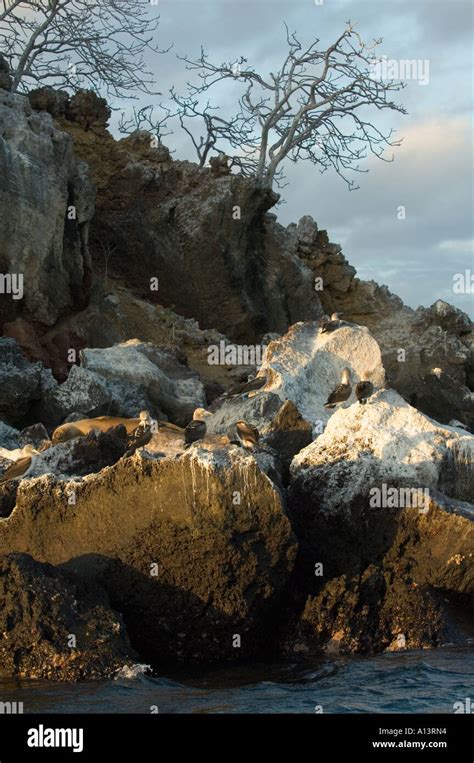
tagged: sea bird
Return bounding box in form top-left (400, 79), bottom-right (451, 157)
top-left (124, 412), bottom-right (154, 457)
top-left (318, 314), bottom-right (330, 332)
top-left (184, 408), bottom-right (213, 448)
top-left (224, 372), bottom-right (268, 399)
top-left (324, 367), bottom-right (352, 409)
top-left (320, 312), bottom-right (343, 333)
top-left (0, 445), bottom-right (40, 484)
top-left (0, 444), bottom-right (41, 461)
top-left (227, 420), bottom-right (260, 450)
top-left (355, 371), bottom-right (375, 405)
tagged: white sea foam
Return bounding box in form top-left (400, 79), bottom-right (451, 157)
top-left (114, 663), bottom-right (151, 680)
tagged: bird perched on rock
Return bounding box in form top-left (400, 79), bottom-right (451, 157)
top-left (224, 372), bottom-right (268, 399)
top-left (0, 445), bottom-right (40, 484)
top-left (227, 420), bottom-right (260, 450)
top-left (184, 408), bottom-right (213, 448)
top-left (324, 367), bottom-right (352, 409)
top-left (320, 312), bottom-right (343, 333)
top-left (355, 371), bottom-right (375, 405)
top-left (0, 443), bottom-right (41, 461)
top-left (318, 314), bottom-right (330, 331)
top-left (124, 411), bottom-right (153, 457)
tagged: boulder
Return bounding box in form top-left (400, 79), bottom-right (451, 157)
top-left (291, 387), bottom-right (473, 504)
top-left (284, 388), bottom-right (474, 655)
top-left (259, 320), bottom-right (386, 430)
top-left (0, 338), bottom-right (53, 426)
top-left (207, 392), bottom-right (283, 435)
top-left (0, 91), bottom-right (95, 329)
top-left (66, 90), bottom-right (111, 129)
top-left (81, 339), bottom-right (206, 425)
top-left (0, 421), bottom-right (20, 449)
top-left (38, 364), bottom-right (111, 426)
top-left (18, 423), bottom-right (50, 448)
top-left (28, 86), bottom-right (69, 119)
top-left (0, 553), bottom-right (136, 680)
top-left (0, 437), bottom-right (296, 666)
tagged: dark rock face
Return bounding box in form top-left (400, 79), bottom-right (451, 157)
top-left (0, 338), bottom-right (53, 426)
top-left (42, 426), bottom-right (129, 476)
top-left (53, 110), bottom-right (321, 341)
top-left (284, 480), bottom-right (474, 655)
top-left (98, 169), bottom-right (320, 341)
top-left (18, 423), bottom-right (50, 448)
top-left (0, 553), bottom-right (136, 680)
top-left (0, 90), bottom-right (95, 331)
top-left (286, 567), bottom-right (462, 655)
top-left (407, 369), bottom-right (474, 432)
top-left (28, 87), bottom-right (111, 129)
top-left (0, 54), bottom-right (12, 91)
top-left (0, 421), bottom-right (20, 449)
top-left (262, 400), bottom-right (312, 482)
top-left (28, 86), bottom-right (69, 118)
top-left (0, 448), bottom-right (297, 668)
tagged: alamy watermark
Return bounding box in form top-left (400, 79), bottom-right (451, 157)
top-left (369, 483), bottom-right (430, 513)
top-left (0, 273), bottom-right (23, 300)
top-left (207, 341), bottom-right (267, 366)
top-left (371, 56), bottom-right (430, 86)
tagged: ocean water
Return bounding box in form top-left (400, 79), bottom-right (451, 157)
top-left (0, 646), bottom-right (473, 714)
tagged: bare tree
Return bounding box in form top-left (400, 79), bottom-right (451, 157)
top-left (178, 22), bottom-right (407, 189)
top-left (118, 104), bottom-right (175, 142)
top-left (0, 0), bottom-right (163, 97)
top-left (169, 88), bottom-right (258, 171)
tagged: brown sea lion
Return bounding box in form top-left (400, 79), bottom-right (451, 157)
top-left (52, 411), bottom-right (151, 444)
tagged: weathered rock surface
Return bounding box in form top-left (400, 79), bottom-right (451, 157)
top-left (51, 106), bottom-right (322, 341)
top-left (0, 91), bottom-right (95, 329)
top-left (0, 553), bottom-right (136, 680)
top-left (0, 439), bottom-right (296, 667)
top-left (80, 339), bottom-right (206, 425)
top-left (275, 215), bottom-right (473, 430)
top-left (207, 319), bottom-right (385, 440)
top-left (260, 320), bottom-right (386, 430)
top-left (0, 421), bottom-right (20, 449)
top-left (291, 388), bottom-right (473, 503)
top-left (0, 338), bottom-right (53, 426)
top-left (37, 364), bottom-right (111, 426)
top-left (284, 389), bottom-right (474, 655)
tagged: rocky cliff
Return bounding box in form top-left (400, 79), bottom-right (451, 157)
top-left (0, 85), bottom-right (472, 679)
top-left (0, 90), bottom-right (95, 330)
top-left (0, 86), bottom-right (470, 429)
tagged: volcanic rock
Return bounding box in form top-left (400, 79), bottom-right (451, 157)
top-left (0, 440), bottom-right (296, 667)
top-left (0, 553), bottom-right (136, 680)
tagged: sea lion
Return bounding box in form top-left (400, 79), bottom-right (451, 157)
top-left (52, 411), bottom-right (152, 444)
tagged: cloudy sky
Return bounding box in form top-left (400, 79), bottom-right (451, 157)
top-left (114, 0), bottom-right (473, 317)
